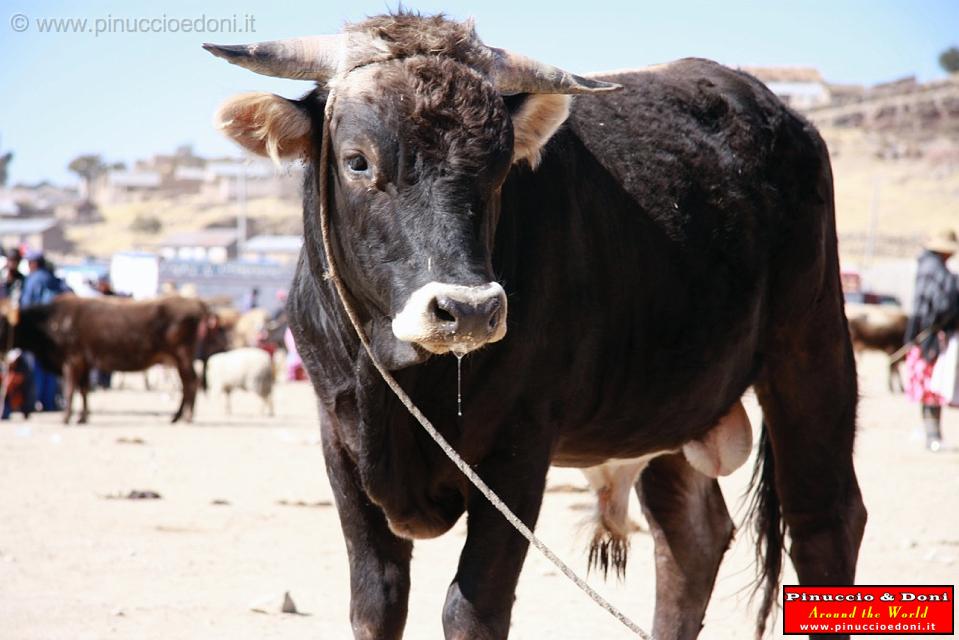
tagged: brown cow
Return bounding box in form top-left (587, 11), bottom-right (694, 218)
top-left (845, 304), bottom-right (908, 391)
top-left (1, 295), bottom-right (210, 424)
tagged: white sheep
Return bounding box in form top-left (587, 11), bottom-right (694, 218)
top-left (205, 347), bottom-right (275, 416)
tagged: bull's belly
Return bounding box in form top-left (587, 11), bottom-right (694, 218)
top-left (88, 351), bottom-right (176, 372)
top-left (575, 400), bottom-right (752, 560)
top-left (556, 399), bottom-right (753, 477)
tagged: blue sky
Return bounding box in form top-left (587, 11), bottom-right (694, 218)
top-left (2, 0), bottom-right (957, 186)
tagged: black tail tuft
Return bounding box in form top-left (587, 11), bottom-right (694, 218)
top-left (748, 424), bottom-right (785, 639)
top-left (587, 530), bottom-right (629, 581)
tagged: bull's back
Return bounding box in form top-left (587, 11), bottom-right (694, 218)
top-left (492, 58), bottom-right (835, 453)
top-left (57, 297), bottom-right (205, 371)
top-left (567, 58), bottom-right (826, 250)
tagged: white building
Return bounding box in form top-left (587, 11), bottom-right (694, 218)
top-left (240, 234), bottom-right (303, 265)
top-left (740, 67), bottom-right (832, 109)
top-left (158, 228), bottom-right (241, 264)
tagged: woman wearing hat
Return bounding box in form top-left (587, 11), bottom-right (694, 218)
top-left (904, 229), bottom-right (959, 451)
top-left (18, 249), bottom-right (71, 412)
top-left (1, 247), bottom-right (24, 301)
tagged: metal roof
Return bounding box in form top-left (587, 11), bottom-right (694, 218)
top-left (0, 217), bottom-right (59, 235)
top-left (109, 170), bottom-right (163, 188)
top-left (741, 66), bottom-right (824, 84)
top-left (160, 228), bottom-right (240, 248)
top-left (242, 234), bottom-right (303, 253)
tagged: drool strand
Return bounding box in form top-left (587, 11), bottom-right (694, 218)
top-left (454, 351), bottom-right (464, 417)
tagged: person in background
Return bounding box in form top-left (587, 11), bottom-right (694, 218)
top-left (1, 349), bottom-right (33, 420)
top-left (283, 326), bottom-right (305, 382)
top-left (244, 286), bottom-right (260, 311)
top-left (94, 274), bottom-right (116, 296)
top-left (19, 249), bottom-right (71, 412)
top-left (1, 247), bottom-right (24, 301)
top-left (90, 273), bottom-right (116, 390)
top-left (20, 250), bottom-right (69, 307)
top-left (904, 229), bottom-right (959, 452)
top-left (1, 249), bottom-right (30, 415)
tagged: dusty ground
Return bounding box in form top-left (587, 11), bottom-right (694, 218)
top-left (824, 128), bottom-right (959, 239)
top-left (0, 353), bottom-right (956, 640)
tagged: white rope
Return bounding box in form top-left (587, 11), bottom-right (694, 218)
top-left (317, 86), bottom-right (650, 640)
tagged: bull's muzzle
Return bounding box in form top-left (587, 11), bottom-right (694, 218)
top-left (391, 282), bottom-right (507, 354)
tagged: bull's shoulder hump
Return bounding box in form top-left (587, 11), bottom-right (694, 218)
top-left (576, 58), bottom-right (776, 110)
top-left (579, 58), bottom-right (705, 84)
top-left (549, 57), bottom-right (809, 232)
top-left (565, 56), bottom-right (792, 164)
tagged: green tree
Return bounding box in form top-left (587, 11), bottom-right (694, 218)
top-left (67, 154), bottom-right (109, 202)
top-left (0, 135), bottom-right (12, 187)
top-left (940, 46), bottom-right (959, 73)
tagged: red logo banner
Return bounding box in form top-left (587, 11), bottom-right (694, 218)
top-left (783, 585), bottom-right (954, 635)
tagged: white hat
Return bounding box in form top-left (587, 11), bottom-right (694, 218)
top-left (925, 229), bottom-right (958, 254)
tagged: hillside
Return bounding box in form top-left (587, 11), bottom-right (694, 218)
top-left (59, 129), bottom-right (958, 263)
top-left (824, 127), bottom-right (959, 261)
top-left (65, 194), bottom-right (301, 257)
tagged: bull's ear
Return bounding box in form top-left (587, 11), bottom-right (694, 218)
top-left (508, 94), bottom-right (571, 169)
top-left (215, 92), bottom-right (312, 163)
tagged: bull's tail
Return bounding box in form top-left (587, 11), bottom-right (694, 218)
top-left (587, 525), bottom-right (630, 581)
top-left (198, 313), bottom-right (210, 392)
top-left (748, 423), bottom-right (784, 639)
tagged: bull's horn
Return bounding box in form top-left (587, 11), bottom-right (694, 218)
top-left (202, 35), bottom-right (346, 81)
top-left (490, 47), bottom-right (622, 95)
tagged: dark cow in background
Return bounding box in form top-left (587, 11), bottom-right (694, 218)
top-left (1, 295), bottom-right (211, 423)
top-left (206, 13), bottom-right (865, 640)
top-left (845, 305), bottom-right (909, 392)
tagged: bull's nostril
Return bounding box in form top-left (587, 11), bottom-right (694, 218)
top-left (431, 298), bottom-right (456, 324)
top-left (488, 311), bottom-right (499, 330)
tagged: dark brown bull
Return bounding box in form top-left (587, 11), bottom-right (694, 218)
top-left (1, 295), bottom-right (210, 423)
top-left (206, 13), bottom-right (866, 640)
top-left (846, 305), bottom-right (908, 391)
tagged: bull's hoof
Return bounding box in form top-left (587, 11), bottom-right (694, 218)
top-left (587, 530), bottom-right (629, 580)
top-left (77, 416), bottom-right (88, 425)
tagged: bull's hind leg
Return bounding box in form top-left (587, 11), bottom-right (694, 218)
top-left (172, 348), bottom-right (198, 423)
top-left (76, 366), bottom-right (91, 424)
top-left (754, 292), bottom-right (866, 638)
top-left (321, 409), bottom-right (412, 640)
top-left (61, 364), bottom-right (76, 425)
top-left (637, 453), bottom-right (733, 640)
top-left (582, 460), bottom-right (648, 579)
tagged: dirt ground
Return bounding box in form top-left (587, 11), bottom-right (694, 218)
top-left (0, 353), bottom-right (956, 640)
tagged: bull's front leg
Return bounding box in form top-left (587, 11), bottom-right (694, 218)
top-left (443, 438), bottom-right (550, 640)
top-left (321, 409), bottom-right (412, 640)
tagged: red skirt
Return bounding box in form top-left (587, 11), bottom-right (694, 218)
top-left (905, 346), bottom-right (945, 406)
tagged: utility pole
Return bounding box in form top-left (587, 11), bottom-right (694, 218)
top-left (865, 176), bottom-right (881, 268)
top-left (237, 153), bottom-right (248, 253)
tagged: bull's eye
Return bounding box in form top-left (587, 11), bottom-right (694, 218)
top-left (346, 154), bottom-right (369, 174)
